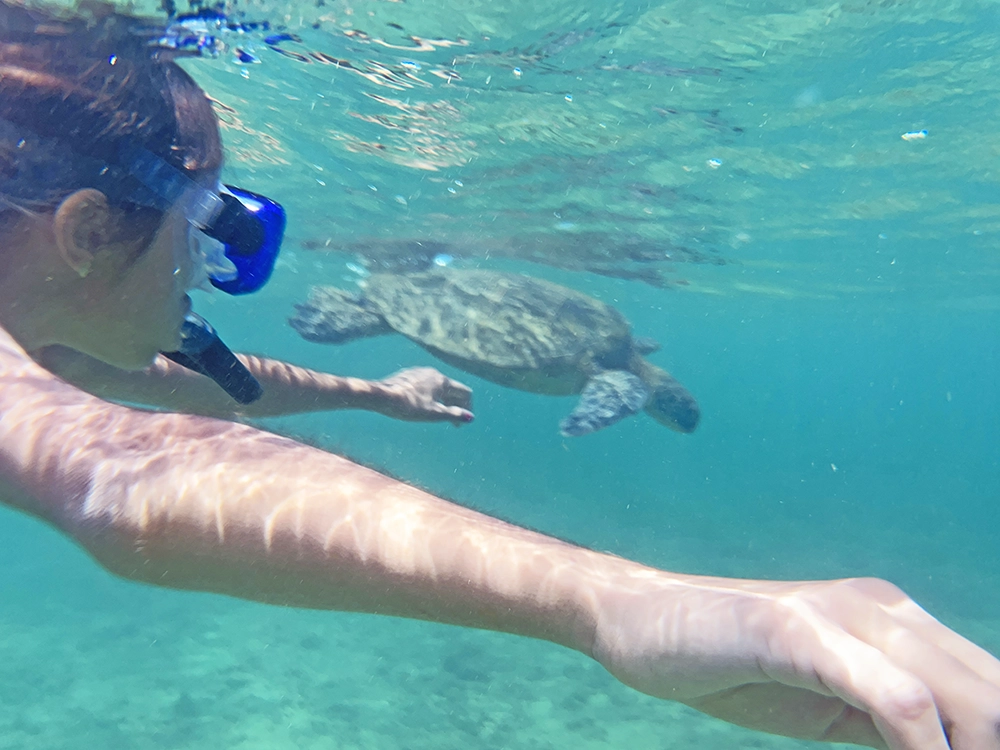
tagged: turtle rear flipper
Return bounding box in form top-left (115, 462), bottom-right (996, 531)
top-left (290, 287), bottom-right (392, 344)
top-left (559, 370), bottom-right (650, 437)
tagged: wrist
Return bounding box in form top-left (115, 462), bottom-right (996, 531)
top-left (313, 374), bottom-right (392, 413)
top-left (587, 569), bottom-right (786, 701)
top-left (358, 378), bottom-right (400, 416)
top-left (541, 548), bottom-right (676, 657)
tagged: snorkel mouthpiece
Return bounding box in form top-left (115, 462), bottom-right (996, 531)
top-left (162, 313), bottom-right (263, 405)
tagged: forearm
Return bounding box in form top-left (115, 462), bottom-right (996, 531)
top-left (36, 346), bottom-right (396, 419)
top-left (86, 441), bottom-right (612, 653)
top-left (2, 370), bottom-right (611, 653)
top-left (231, 352), bottom-right (399, 418)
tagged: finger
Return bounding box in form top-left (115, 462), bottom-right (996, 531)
top-left (836, 580), bottom-right (1000, 742)
top-left (893, 603), bottom-right (1000, 686)
top-left (442, 380), bottom-right (473, 410)
top-left (804, 625), bottom-right (951, 750)
top-left (864, 627), bottom-right (1000, 750)
top-left (847, 579), bottom-right (1000, 684)
top-left (428, 404), bottom-right (474, 425)
top-left (947, 718), bottom-right (1000, 750)
top-left (449, 406), bottom-right (474, 425)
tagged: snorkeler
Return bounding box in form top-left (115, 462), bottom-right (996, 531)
top-left (0, 3), bottom-right (997, 749)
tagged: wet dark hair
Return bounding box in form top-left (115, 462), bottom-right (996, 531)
top-left (0, 0), bottom-right (223, 221)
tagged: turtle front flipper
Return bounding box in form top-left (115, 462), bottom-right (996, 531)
top-left (290, 287), bottom-right (392, 344)
top-left (558, 370), bottom-right (650, 437)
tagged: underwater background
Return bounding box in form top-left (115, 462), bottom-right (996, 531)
top-left (1, 0), bottom-right (998, 747)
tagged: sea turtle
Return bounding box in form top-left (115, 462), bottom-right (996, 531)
top-left (289, 269), bottom-right (700, 437)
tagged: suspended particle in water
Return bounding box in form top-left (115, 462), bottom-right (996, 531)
top-left (265, 33), bottom-right (301, 45)
top-left (346, 262), bottom-right (369, 277)
top-left (235, 48), bottom-right (260, 64)
top-left (794, 85), bottom-right (822, 108)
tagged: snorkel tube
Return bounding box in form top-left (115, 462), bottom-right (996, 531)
top-left (162, 313), bottom-right (263, 405)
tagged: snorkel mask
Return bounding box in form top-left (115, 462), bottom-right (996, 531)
top-left (0, 109), bottom-right (285, 405)
top-left (177, 179), bottom-right (286, 296)
top-left (125, 147), bottom-right (287, 404)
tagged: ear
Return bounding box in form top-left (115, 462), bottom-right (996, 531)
top-left (53, 189), bottom-right (113, 278)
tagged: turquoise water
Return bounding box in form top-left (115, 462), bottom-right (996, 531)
top-left (2, 0), bottom-right (999, 747)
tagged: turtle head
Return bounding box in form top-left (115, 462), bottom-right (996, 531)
top-left (290, 287), bottom-right (391, 344)
top-left (632, 336), bottom-right (661, 355)
top-left (645, 381), bottom-right (700, 433)
top-left (629, 357), bottom-right (700, 433)
top-left (646, 382), bottom-right (701, 432)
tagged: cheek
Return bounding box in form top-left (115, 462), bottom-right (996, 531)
top-left (118, 221), bottom-right (189, 329)
top-left (142, 216), bottom-right (192, 291)
top-left (174, 226), bottom-right (200, 289)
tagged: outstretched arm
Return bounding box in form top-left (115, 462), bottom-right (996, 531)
top-left (4, 341), bottom-right (998, 750)
top-left (34, 345), bottom-right (474, 424)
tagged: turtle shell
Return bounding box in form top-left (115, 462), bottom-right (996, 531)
top-left (363, 269), bottom-right (634, 391)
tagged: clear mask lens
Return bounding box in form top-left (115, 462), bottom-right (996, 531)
top-left (187, 228), bottom-right (239, 291)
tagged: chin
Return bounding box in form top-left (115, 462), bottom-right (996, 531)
top-left (103, 349), bottom-right (161, 371)
top-left (85, 338), bottom-right (164, 371)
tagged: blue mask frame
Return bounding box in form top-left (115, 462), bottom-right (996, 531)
top-left (124, 147), bottom-right (286, 296)
top-left (201, 185), bottom-right (286, 295)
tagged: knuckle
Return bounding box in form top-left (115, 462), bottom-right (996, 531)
top-left (848, 577), bottom-right (907, 603)
top-left (877, 679), bottom-right (936, 721)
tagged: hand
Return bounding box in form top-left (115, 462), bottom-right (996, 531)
top-left (377, 367), bottom-right (474, 426)
top-left (592, 574), bottom-right (1000, 749)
